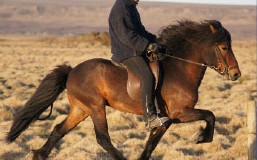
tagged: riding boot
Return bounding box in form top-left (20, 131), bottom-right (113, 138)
top-left (144, 96), bottom-right (169, 131)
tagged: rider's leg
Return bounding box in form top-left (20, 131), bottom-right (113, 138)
top-left (123, 56), bottom-right (169, 131)
top-left (124, 56), bottom-right (155, 115)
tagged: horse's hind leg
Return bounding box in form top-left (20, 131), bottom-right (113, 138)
top-left (90, 106), bottom-right (126, 160)
top-left (177, 108), bottom-right (215, 143)
top-left (33, 96), bottom-right (88, 160)
top-left (139, 121), bottom-right (172, 160)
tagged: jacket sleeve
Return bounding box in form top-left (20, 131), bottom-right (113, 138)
top-left (141, 24), bottom-right (157, 43)
top-left (111, 13), bottom-right (150, 54)
top-left (144, 29), bottom-right (157, 43)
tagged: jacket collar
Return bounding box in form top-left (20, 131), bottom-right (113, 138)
top-left (124, 0), bottom-right (137, 6)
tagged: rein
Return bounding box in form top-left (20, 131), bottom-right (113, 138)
top-left (160, 53), bottom-right (217, 69)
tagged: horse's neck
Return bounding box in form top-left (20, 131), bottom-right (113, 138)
top-left (163, 54), bottom-right (207, 90)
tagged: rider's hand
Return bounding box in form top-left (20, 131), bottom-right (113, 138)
top-left (147, 43), bottom-right (166, 54)
top-left (147, 43), bottom-right (159, 53)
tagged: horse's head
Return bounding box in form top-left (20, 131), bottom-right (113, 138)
top-left (158, 20), bottom-right (241, 81)
top-left (204, 20), bottom-right (241, 81)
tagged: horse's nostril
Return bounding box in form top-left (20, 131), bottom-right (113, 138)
top-left (233, 73), bottom-right (240, 79)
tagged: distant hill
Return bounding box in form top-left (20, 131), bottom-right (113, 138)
top-left (0, 0), bottom-right (255, 40)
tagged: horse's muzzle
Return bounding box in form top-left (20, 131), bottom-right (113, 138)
top-left (229, 70), bottom-right (241, 81)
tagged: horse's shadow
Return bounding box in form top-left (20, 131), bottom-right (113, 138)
top-left (214, 116), bottom-right (238, 150)
top-left (176, 148), bottom-right (205, 156)
top-left (96, 152), bottom-right (164, 160)
top-left (0, 151), bottom-right (27, 160)
top-left (96, 152), bottom-right (115, 160)
top-left (0, 139), bottom-right (31, 160)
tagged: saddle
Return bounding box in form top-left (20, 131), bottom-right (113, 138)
top-left (126, 54), bottom-right (160, 101)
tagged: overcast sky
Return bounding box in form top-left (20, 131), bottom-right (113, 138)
top-left (141, 0), bottom-right (256, 5)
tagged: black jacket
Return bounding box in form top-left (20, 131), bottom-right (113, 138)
top-left (109, 0), bottom-right (156, 62)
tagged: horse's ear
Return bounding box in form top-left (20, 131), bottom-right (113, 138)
top-left (208, 20), bottom-right (222, 33)
top-left (209, 24), bottom-right (218, 33)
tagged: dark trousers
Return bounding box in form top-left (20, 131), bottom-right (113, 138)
top-left (123, 56), bottom-right (156, 117)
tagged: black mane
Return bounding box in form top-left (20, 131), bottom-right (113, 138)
top-left (158, 20), bottom-right (231, 56)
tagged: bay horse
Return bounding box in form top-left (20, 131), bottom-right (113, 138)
top-left (6, 20), bottom-right (241, 160)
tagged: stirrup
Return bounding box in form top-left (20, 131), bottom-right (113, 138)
top-left (146, 116), bottom-right (169, 131)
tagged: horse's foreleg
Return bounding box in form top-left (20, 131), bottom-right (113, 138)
top-left (139, 121), bottom-right (172, 160)
top-left (177, 108), bottom-right (215, 143)
top-left (33, 107), bottom-right (88, 160)
top-left (91, 107), bottom-right (126, 160)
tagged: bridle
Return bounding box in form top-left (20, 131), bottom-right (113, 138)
top-left (213, 44), bottom-right (238, 75)
top-left (160, 44), bottom-right (238, 76)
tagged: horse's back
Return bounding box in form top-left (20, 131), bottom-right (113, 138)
top-left (68, 58), bottom-right (117, 78)
top-left (66, 58), bottom-right (126, 99)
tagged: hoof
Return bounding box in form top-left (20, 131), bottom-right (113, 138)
top-left (32, 150), bottom-right (47, 160)
top-left (189, 127), bottom-right (213, 144)
top-left (195, 127), bottom-right (213, 144)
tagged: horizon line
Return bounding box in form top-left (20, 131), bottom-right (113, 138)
top-left (141, 0), bottom-right (257, 6)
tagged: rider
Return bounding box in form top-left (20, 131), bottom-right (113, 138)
top-left (109, 0), bottom-right (169, 131)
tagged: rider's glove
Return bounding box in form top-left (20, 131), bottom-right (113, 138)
top-left (147, 43), bottom-right (160, 54)
top-left (147, 43), bottom-right (166, 55)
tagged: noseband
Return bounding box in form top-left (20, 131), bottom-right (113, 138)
top-left (160, 44), bottom-right (238, 75)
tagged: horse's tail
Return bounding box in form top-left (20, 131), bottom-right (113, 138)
top-left (6, 64), bottom-right (72, 142)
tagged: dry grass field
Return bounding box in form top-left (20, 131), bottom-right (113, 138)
top-left (0, 0), bottom-right (256, 159)
top-left (0, 34), bottom-right (256, 160)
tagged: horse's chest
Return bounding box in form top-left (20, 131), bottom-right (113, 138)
top-left (164, 84), bottom-right (199, 109)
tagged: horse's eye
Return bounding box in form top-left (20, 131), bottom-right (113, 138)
top-left (222, 47), bottom-right (228, 51)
